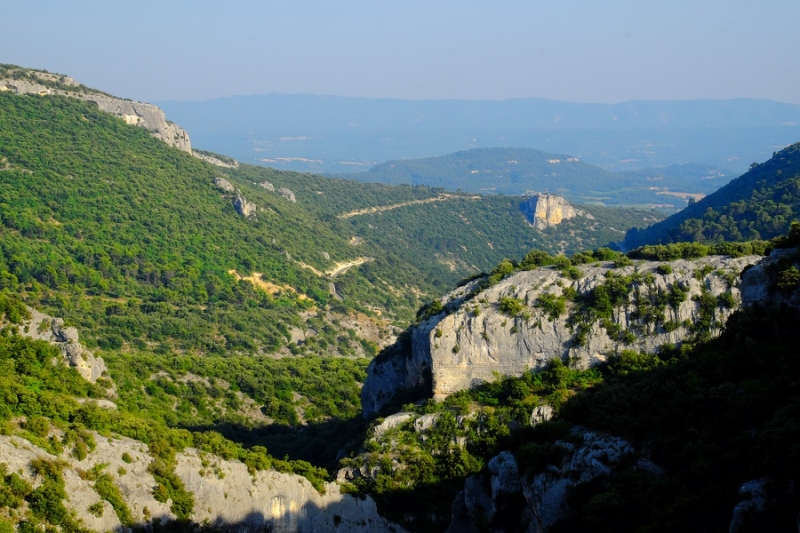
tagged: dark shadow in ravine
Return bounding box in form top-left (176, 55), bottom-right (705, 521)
top-left (182, 414), bottom-right (369, 472)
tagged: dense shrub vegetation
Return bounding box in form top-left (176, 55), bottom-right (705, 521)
top-left (626, 143), bottom-right (800, 247)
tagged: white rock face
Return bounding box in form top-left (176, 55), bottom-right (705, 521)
top-left (520, 194), bottom-right (583, 229)
top-left (14, 307), bottom-right (107, 382)
top-left (234, 191), bottom-right (257, 218)
top-left (278, 187), bottom-right (297, 203)
top-left (194, 151), bottom-right (239, 168)
top-left (0, 67), bottom-right (192, 153)
top-left (372, 412), bottom-right (415, 439)
top-left (530, 404), bottom-right (554, 425)
top-left (740, 247), bottom-right (800, 308)
top-left (362, 255), bottom-right (760, 415)
top-left (213, 177), bottom-right (236, 192)
top-left (176, 450), bottom-right (407, 533)
top-left (0, 433), bottom-right (405, 533)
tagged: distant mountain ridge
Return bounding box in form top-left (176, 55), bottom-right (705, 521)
top-left (337, 147), bottom-right (614, 191)
top-left (156, 94), bottom-right (800, 174)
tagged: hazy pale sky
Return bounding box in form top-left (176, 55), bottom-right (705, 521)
top-left (3, 0), bottom-right (799, 104)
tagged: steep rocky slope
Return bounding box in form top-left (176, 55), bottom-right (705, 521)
top-left (0, 300), bottom-right (405, 533)
top-left (443, 238), bottom-right (800, 532)
top-left (0, 64), bottom-right (192, 153)
top-left (0, 434), bottom-right (404, 533)
top-left (362, 254), bottom-right (760, 415)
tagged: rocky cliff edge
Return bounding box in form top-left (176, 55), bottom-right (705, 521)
top-left (362, 254), bottom-right (760, 416)
top-left (0, 65), bottom-right (191, 154)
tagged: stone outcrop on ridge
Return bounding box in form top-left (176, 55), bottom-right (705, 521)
top-left (362, 254), bottom-right (760, 416)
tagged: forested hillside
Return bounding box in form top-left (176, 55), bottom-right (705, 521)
top-left (0, 89), bottom-right (664, 461)
top-left (625, 143), bottom-right (800, 247)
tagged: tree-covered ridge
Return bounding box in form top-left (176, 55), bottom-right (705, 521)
top-left (0, 92), bottom-right (355, 354)
top-left (0, 92), bottom-right (662, 355)
top-left (333, 147), bottom-right (733, 211)
top-left (625, 142), bottom-right (800, 247)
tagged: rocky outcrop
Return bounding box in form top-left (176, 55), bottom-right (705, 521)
top-left (728, 479), bottom-right (770, 533)
top-left (14, 307), bottom-right (107, 383)
top-left (361, 279), bottom-right (482, 416)
top-left (213, 176), bottom-right (236, 192)
top-left (520, 194), bottom-right (586, 229)
top-left (177, 450), bottom-right (407, 533)
top-left (234, 191), bottom-right (257, 218)
top-left (447, 429), bottom-right (637, 533)
top-left (371, 412), bottom-right (415, 439)
top-left (278, 187), bottom-right (297, 203)
top-left (259, 181), bottom-right (276, 191)
top-left (362, 255), bottom-right (760, 415)
top-left (740, 246), bottom-right (800, 308)
top-left (529, 404), bottom-right (554, 425)
top-left (194, 151), bottom-right (239, 168)
top-left (0, 66), bottom-right (191, 153)
top-left (0, 433), bottom-right (405, 533)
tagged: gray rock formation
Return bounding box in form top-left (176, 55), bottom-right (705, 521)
top-left (213, 176), bottom-right (236, 192)
top-left (177, 450), bottom-right (407, 533)
top-left (446, 452), bottom-right (521, 533)
top-left (447, 429), bottom-right (637, 533)
top-left (0, 66), bottom-right (192, 153)
top-left (259, 181), bottom-right (276, 191)
top-left (278, 187), bottom-right (297, 203)
top-left (520, 194), bottom-right (585, 229)
top-left (740, 247), bottom-right (800, 308)
top-left (529, 404), bottom-right (554, 425)
top-left (728, 479), bottom-right (769, 533)
top-left (234, 191), bottom-right (257, 218)
top-left (194, 151), bottom-right (239, 168)
top-left (372, 412), bottom-right (415, 439)
top-left (14, 307), bottom-right (107, 382)
top-left (362, 255), bottom-right (760, 415)
top-left (0, 433), bottom-right (405, 533)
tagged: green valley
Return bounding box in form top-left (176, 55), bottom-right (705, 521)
top-left (1, 63), bottom-right (798, 533)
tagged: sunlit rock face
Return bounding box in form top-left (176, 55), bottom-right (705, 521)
top-left (362, 254), bottom-right (761, 415)
top-left (0, 67), bottom-right (192, 153)
top-left (0, 434), bottom-right (405, 533)
top-left (520, 194), bottom-right (584, 229)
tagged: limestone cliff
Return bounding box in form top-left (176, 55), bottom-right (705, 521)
top-left (234, 190), bottom-right (258, 218)
top-left (740, 246), bottom-right (800, 308)
top-left (11, 306), bottom-right (107, 383)
top-left (520, 194), bottom-right (587, 229)
top-left (362, 254), bottom-right (760, 415)
top-left (0, 434), bottom-right (405, 533)
top-left (0, 65), bottom-right (191, 153)
top-left (442, 248), bottom-right (798, 532)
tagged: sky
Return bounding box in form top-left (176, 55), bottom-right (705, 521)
top-left (2, 0), bottom-right (799, 104)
